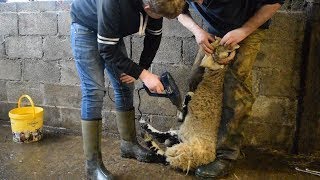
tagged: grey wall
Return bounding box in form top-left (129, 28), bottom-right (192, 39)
top-left (0, 0), bottom-right (317, 155)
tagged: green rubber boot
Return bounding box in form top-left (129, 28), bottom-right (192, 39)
top-left (81, 120), bottom-right (114, 180)
top-left (116, 110), bottom-right (156, 162)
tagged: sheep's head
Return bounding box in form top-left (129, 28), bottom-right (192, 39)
top-left (200, 37), bottom-right (240, 70)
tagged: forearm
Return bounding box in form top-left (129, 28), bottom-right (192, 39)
top-left (241, 3), bottom-right (281, 35)
top-left (178, 14), bottom-right (202, 35)
top-left (139, 34), bottom-right (161, 70)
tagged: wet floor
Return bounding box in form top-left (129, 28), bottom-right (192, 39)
top-left (1, 121), bottom-right (319, 180)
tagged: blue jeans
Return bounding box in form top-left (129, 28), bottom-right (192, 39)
top-left (70, 23), bottom-right (134, 120)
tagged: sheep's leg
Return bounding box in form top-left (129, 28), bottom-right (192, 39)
top-left (178, 92), bottom-right (194, 122)
top-left (142, 132), bottom-right (168, 164)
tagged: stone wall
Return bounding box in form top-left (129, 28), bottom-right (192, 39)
top-left (0, 1), bottom-right (316, 154)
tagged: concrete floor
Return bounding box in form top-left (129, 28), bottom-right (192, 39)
top-left (1, 121), bottom-right (320, 180)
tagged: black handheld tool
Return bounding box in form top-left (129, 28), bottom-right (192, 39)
top-left (143, 72), bottom-right (182, 111)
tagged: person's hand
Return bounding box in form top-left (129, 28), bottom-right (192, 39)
top-left (194, 28), bottom-right (215, 55)
top-left (220, 27), bottom-right (250, 47)
top-left (217, 51), bottom-right (236, 65)
top-left (139, 70), bottom-right (164, 94)
top-left (120, 73), bottom-right (135, 84)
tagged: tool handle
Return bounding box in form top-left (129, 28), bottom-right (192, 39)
top-left (143, 84), bottom-right (168, 97)
top-left (18, 94), bottom-right (35, 118)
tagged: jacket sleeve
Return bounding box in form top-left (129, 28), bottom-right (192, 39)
top-left (139, 17), bottom-right (163, 70)
top-left (258, 0), bottom-right (285, 5)
top-left (97, 0), bottom-right (143, 79)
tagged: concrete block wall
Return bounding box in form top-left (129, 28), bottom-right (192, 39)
top-left (0, 1), bottom-right (311, 153)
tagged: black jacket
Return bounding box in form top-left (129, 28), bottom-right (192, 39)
top-left (71, 0), bottom-right (163, 79)
top-left (183, 0), bottom-right (285, 37)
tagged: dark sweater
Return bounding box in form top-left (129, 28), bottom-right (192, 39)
top-left (183, 0), bottom-right (285, 37)
top-left (70, 0), bottom-right (163, 79)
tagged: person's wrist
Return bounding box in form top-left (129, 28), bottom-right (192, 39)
top-left (139, 69), bottom-right (149, 82)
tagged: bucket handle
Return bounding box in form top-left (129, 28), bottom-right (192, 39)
top-left (18, 95), bottom-right (35, 118)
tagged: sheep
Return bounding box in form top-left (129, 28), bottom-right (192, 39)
top-left (141, 37), bottom-right (239, 172)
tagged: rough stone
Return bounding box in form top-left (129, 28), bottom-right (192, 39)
top-left (6, 36), bottom-right (42, 58)
top-left (60, 60), bottom-right (80, 86)
top-left (16, 1), bottom-right (56, 12)
top-left (0, 102), bottom-right (16, 121)
top-left (44, 84), bottom-right (81, 108)
top-left (267, 11), bottom-right (306, 43)
top-left (55, 0), bottom-right (72, 11)
top-left (0, 80), bottom-right (7, 101)
top-left (135, 90), bottom-right (177, 116)
top-left (43, 106), bottom-right (61, 127)
top-left (250, 96), bottom-right (298, 126)
top-left (23, 59), bottom-right (60, 83)
top-left (255, 40), bottom-right (302, 70)
top-left (149, 115), bottom-right (180, 132)
top-left (102, 110), bottom-right (117, 134)
top-left (162, 10), bottom-right (202, 37)
top-left (0, 35), bottom-right (5, 58)
top-left (19, 12), bottom-right (57, 35)
top-left (0, 13), bottom-right (18, 35)
top-left (0, 3), bottom-right (16, 13)
top-left (58, 11), bottom-right (71, 36)
top-left (60, 107), bottom-right (81, 131)
top-left (182, 37), bottom-right (198, 65)
top-left (43, 36), bottom-right (72, 60)
top-left (6, 81), bottom-right (44, 105)
top-left (132, 36), bottom-right (182, 64)
top-left (242, 122), bottom-right (295, 152)
top-left (151, 63), bottom-right (192, 95)
top-left (256, 68), bottom-right (300, 98)
top-left (0, 59), bottom-right (21, 80)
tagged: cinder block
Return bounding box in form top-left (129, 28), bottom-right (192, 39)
top-left (149, 115), bottom-right (180, 132)
top-left (256, 68), bottom-right (300, 98)
top-left (19, 12), bottom-right (57, 35)
top-left (134, 89), bottom-right (177, 116)
top-left (250, 96), bottom-right (298, 126)
top-left (123, 36), bottom-right (131, 58)
top-left (0, 102), bottom-right (17, 121)
top-left (102, 110), bottom-right (118, 134)
top-left (6, 36), bottom-right (42, 58)
top-left (60, 60), bottom-right (80, 86)
top-left (151, 63), bottom-right (192, 95)
top-left (267, 12), bottom-right (306, 43)
top-left (242, 121), bottom-right (295, 152)
top-left (182, 37), bottom-right (198, 65)
top-left (6, 81), bottom-right (44, 105)
top-left (43, 36), bottom-right (72, 60)
top-left (23, 59), bottom-right (60, 83)
top-left (43, 106), bottom-right (61, 127)
top-left (0, 2), bottom-right (17, 13)
top-left (162, 10), bottom-right (202, 37)
top-left (44, 84), bottom-right (81, 108)
top-left (0, 35), bottom-right (5, 58)
top-left (132, 37), bottom-right (182, 65)
top-left (17, 1), bottom-right (56, 12)
top-left (103, 89), bottom-right (116, 112)
top-left (0, 13), bottom-right (18, 35)
top-left (55, 0), bottom-right (72, 11)
top-left (60, 107), bottom-right (81, 131)
top-left (131, 36), bottom-right (143, 64)
top-left (0, 80), bottom-right (7, 101)
top-left (154, 37), bottom-right (182, 64)
top-left (255, 40), bottom-right (302, 70)
top-left (58, 11), bottom-right (71, 36)
top-left (0, 59), bottom-right (21, 80)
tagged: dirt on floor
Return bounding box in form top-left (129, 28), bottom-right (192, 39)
top-left (0, 121), bottom-right (319, 180)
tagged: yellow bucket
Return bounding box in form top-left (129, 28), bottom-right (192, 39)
top-left (8, 95), bottom-right (44, 143)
